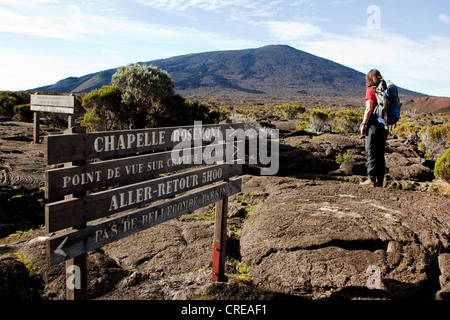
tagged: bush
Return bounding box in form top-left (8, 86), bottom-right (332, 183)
top-left (82, 85), bottom-right (126, 131)
top-left (335, 153), bottom-right (353, 165)
top-left (332, 110), bottom-right (363, 134)
top-left (275, 104), bottom-right (306, 120)
top-left (435, 148), bottom-right (450, 183)
top-left (394, 122), bottom-right (418, 138)
top-left (111, 63), bottom-right (175, 129)
top-left (0, 91), bottom-right (29, 118)
top-left (82, 85), bottom-right (224, 132)
top-left (12, 104), bottom-right (33, 122)
top-left (307, 109), bottom-right (329, 134)
top-left (150, 95), bottom-right (223, 127)
top-left (419, 123), bottom-right (450, 159)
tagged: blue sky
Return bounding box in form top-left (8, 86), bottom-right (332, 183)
top-left (0, 0), bottom-right (449, 97)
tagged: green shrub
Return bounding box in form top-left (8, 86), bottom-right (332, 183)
top-left (335, 153), bottom-right (353, 165)
top-left (151, 95), bottom-right (223, 127)
top-left (307, 109), bottom-right (329, 133)
top-left (13, 104), bottom-right (33, 122)
top-left (82, 85), bottom-right (126, 131)
top-left (80, 112), bottom-right (103, 132)
top-left (332, 110), bottom-right (363, 134)
top-left (435, 148), bottom-right (450, 183)
top-left (276, 104), bottom-right (306, 120)
top-left (419, 123), bottom-right (450, 159)
top-left (0, 91), bottom-right (28, 117)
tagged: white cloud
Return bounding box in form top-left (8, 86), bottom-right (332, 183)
top-left (0, 0), bottom-right (57, 4)
top-left (0, 7), bottom-right (77, 38)
top-left (268, 19), bottom-right (450, 97)
top-left (268, 20), bottom-right (324, 40)
top-left (139, 0), bottom-right (251, 11)
top-left (0, 48), bottom-right (94, 91)
top-left (138, 0), bottom-right (279, 18)
top-left (439, 13), bottom-right (450, 24)
top-left (0, 5), bottom-right (199, 40)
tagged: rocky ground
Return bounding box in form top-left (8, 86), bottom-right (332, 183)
top-left (0, 118), bottom-right (449, 300)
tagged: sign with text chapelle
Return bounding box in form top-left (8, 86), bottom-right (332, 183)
top-left (44, 123), bottom-right (244, 268)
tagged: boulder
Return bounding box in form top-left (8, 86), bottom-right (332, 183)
top-left (239, 176), bottom-right (450, 299)
top-left (437, 253), bottom-right (450, 300)
top-left (331, 160), bottom-right (367, 176)
top-left (0, 254), bottom-right (44, 300)
top-left (388, 164), bottom-right (434, 182)
top-left (320, 133), bottom-right (364, 150)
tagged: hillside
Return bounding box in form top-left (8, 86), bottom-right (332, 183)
top-left (402, 97), bottom-right (450, 114)
top-left (33, 45), bottom-right (424, 101)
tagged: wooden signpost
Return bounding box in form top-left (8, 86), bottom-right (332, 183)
top-left (44, 123), bottom-right (244, 299)
top-left (30, 94), bottom-right (75, 143)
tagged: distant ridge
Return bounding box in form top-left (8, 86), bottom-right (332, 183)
top-left (32, 45), bottom-right (425, 100)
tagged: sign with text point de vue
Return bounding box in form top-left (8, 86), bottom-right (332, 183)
top-left (44, 123), bottom-right (244, 165)
top-left (44, 143), bottom-right (234, 200)
top-left (30, 95), bottom-right (75, 114)
top-left (46, 179), bottom-right (241, 265)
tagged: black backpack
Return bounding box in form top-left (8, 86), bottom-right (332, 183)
top-left (373, 80), bottom-right (401, 127)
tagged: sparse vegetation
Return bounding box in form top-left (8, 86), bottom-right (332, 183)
top-left (307, 109), bottom-right (329, 134)
top-left (226, 258), bottom-right (252, 284)
top-left (332, 109), bottom-right (363, 134)
top-left (418, 122), bottom-right (450, 160)
top-left (435, 148), bottom-right (450, 183)
top-left (335, 153), bottom-right (353, 165)
top-left (13, 104), bottom-right (33, 122)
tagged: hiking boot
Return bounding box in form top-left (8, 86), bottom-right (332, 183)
top-left (375, 179), bottom-right (384, 188)
top-left (360, 178), bottom-right (376, 187)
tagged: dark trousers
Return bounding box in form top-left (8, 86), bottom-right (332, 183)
top-left (365, 123), bottom-right (388, 182)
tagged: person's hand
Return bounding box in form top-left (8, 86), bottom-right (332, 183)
top-left (360, 124), bottom-right (366, 136)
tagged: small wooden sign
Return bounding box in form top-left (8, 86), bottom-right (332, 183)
top-left (30, 95), bottom-right (75, 114)
top-left (30, 94), bottom-right (76, 143)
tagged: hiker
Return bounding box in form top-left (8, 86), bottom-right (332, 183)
top-left (360, 69), bottom-right (389, 187)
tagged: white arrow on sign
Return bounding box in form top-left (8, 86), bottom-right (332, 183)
top-left (54, 237), bottom-right (68, 257)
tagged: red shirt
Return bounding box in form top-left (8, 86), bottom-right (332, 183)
top-left (365, 87), bottom-right (379, 121)
top-left (365, 87), bottom-right (378, 107)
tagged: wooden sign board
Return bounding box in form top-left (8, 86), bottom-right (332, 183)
top-left (30, 94), bottom-right (76, 144)
top-left (30, 95), bottom-right (75, 114)
top-left (44, 123), bottom-right (244, 276)
top-left (44, 144), bottom-right (230, 200)
top-left (47, 179), bottom-right (241, 266)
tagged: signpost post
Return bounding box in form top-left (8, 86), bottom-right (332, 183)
top-left (44, 123), bottom-right (244, 299)
top-left (30, 93), bottom-right (75, 144)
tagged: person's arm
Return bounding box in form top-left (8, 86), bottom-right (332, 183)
top-left (361, 99), bottom-right (375, 135)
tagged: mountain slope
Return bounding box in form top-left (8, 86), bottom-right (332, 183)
top-left (33, 45), bottom-right (424, 100)
top-left (402, 97), bottom-right (450, 114)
